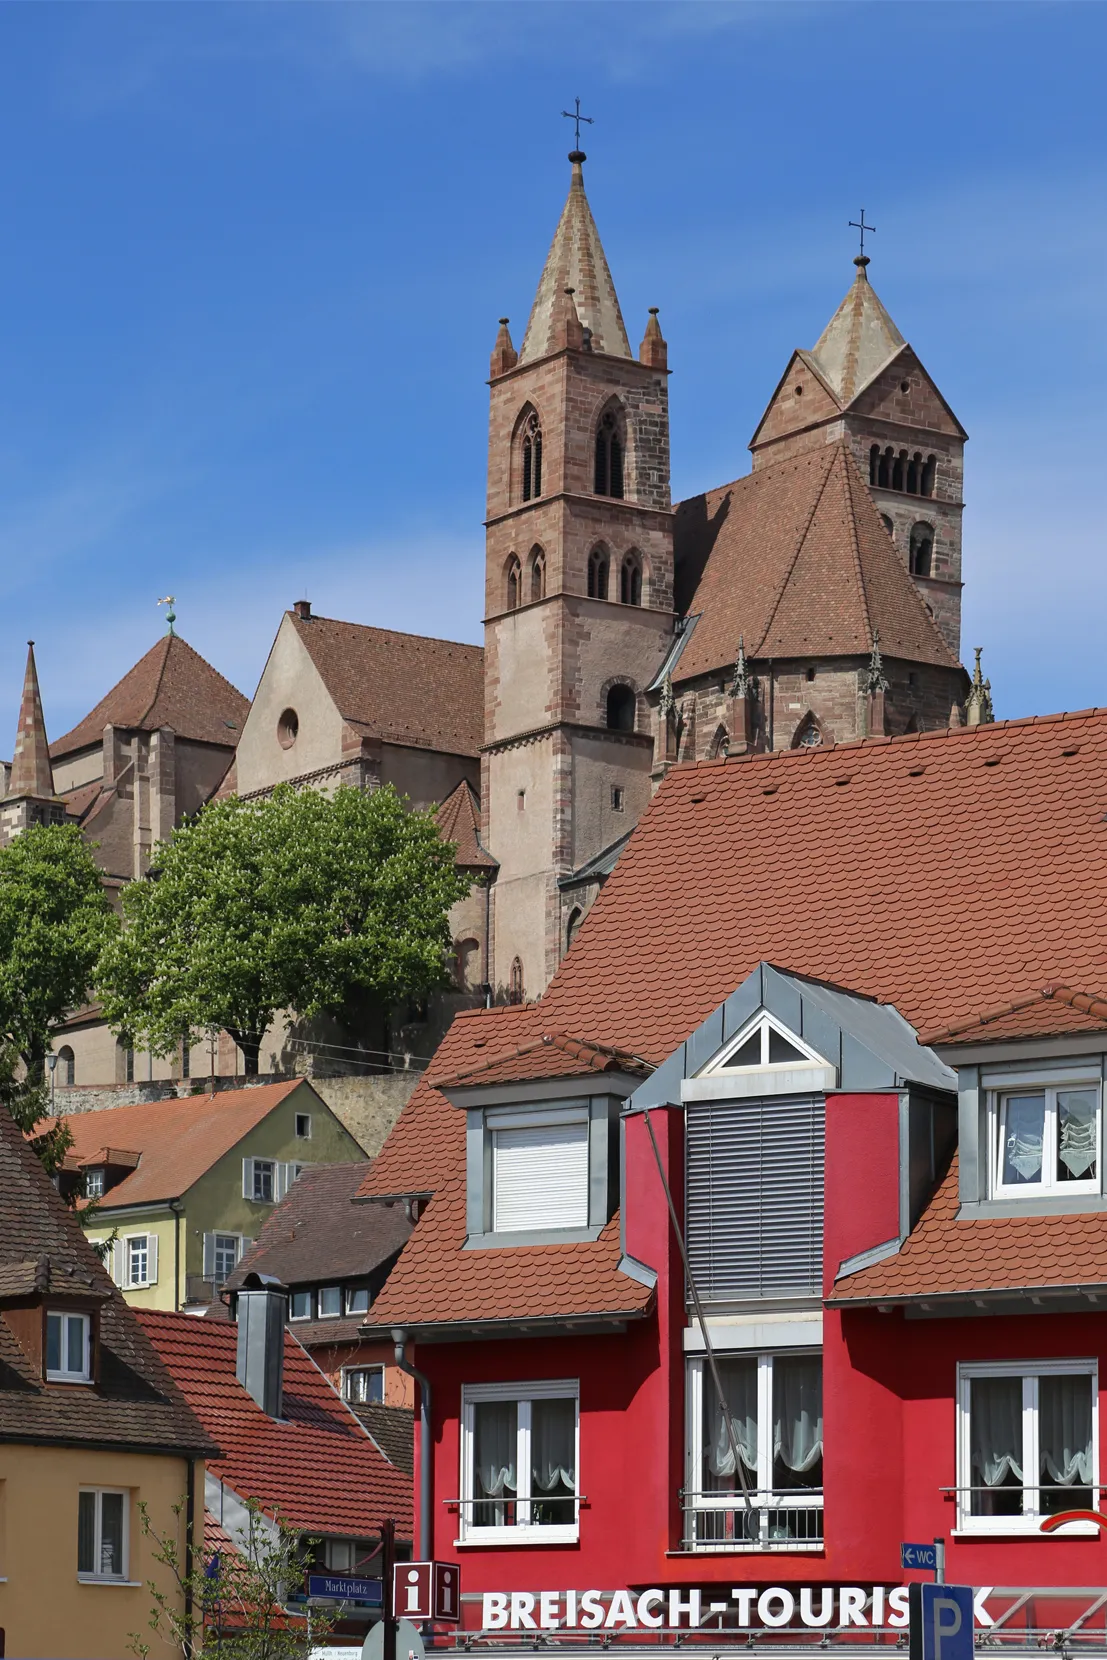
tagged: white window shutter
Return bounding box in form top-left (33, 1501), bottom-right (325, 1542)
top-left (147, 1233), bottom-right (158, 1285)
top-left (202, 1233), bottom-right (216, 1278)
top-left (111, 1239), bottom-right (125, 1286)
top-left (493, 1121), bottom-right (589, 1231)
top-left (275, 1162), bottom-right (287, 1202)
top-left (242, 1158), bottom-right (254, 1199)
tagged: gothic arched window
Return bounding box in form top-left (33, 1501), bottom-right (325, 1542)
top-left (620, 551), bottom-right (642, 606)
top-left (906, 453), bottom-right (920, 494)
top-left (508, 957), bottom-right (525, 1005)
top-left (506, 555), bottom-right (522, 611)
top-left (878, 447), bottom-right (893, 489)
top-left (869, 444), bottom-right (880, 486)
top-left (529, 546), bottom-right (546, 603)
top-left (892, 450), bottom-right (906, 492)
top-left (521, 411), bottom-right (542, 503)
top-left (587, 545), bottom-right (610, 600)
top-left (606, 684), bottom-right (636, 732)
top-left (792, 712), bottom-right (824, 750)
top-left (909, 522), bottom-right (934, 578)
top-left (594, 406), bottom-right (625, 499)
top-left (57, 1045), bottom-right (75, 1086)
top-left (566, 908), bottom-right (583, 951)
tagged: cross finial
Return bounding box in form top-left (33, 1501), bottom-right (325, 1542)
top-left (157, 595), bottom-right (177, 636)
top-left (561, 97), bottom-right (594, 158)
top-left (848, 208), bottom-right (876, 265)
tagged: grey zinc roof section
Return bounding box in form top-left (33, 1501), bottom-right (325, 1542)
top-left (625, 962), bottom-right (954, 1112)
top-left (646, 614), bottom-right (700, 692)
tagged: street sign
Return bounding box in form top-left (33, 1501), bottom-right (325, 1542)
top-left (909, 1583), bottom-right (974, 1660)
top-left (393, 1561), bottom-right (462, 1623)
top-left (307, 1573), bottom-right (383, 1606)
top-left (901, 1541), bottom-right (939, 1571)
top-left (362, 1617), bottom-right (425, 1660)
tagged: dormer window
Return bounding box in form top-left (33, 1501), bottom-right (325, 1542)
top-left (85, 1168), bottom-right (104, 1199)
top-left (46, 1310), bottom-right (91, 1383)
top-left (990, 1083), bottom-right (1100, 1198)
top-left (491, 1106), bottom-right (589, 1232)
top-left (697, 1013), bottom-right (835, 1095)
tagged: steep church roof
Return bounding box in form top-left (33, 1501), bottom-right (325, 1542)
top-left (673, 441), bottom-right (961, 680)
top-left (6, 642), bottom-right (57, 801)
top-left (518, 154), bottom-right (631, 364)
top-left (804, 258), bottom-right (906, 405)
top-left (51, 634), bottom-right (249, 758)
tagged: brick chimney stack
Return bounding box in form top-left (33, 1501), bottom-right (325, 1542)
top-left (293, 600), bottom-right (311, 620)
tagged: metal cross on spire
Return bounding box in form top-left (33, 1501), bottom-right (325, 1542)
top-left (848, 208), bottom-right (876, 260)
top-left (561, 97), bottom-right (594, 151)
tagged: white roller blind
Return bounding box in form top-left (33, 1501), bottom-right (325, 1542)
top-left (493, 1121), bottom-right (589, 1232)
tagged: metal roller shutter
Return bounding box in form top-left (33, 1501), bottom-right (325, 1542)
top-left (493, 1121), bottom-right (589, 1231)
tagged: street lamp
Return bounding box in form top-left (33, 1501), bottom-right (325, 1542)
top-left (46, 1051), bottom-right (57, 1109)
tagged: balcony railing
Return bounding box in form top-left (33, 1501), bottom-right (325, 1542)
top-left (682, 1488), bottom-right (823, 1552)
top-left (942, 1482), bottom-right (1105, 1532)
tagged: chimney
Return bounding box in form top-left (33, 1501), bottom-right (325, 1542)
top-left (235, 1273), bottom-right (287, 1418)
top-left (293, 600), bottom-right (311, 620)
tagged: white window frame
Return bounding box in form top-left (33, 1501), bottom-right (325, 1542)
top-left (77, 1487), bottom-right (129, 1581)
top-left (956, 1358), bottom-right (1100, 1535)
top-left (289, 1290), bottom-right (314, 1321)
top-left (123, 1232), bottom-right (157, 1289)
top-left (212, 1233), bottom-right (241, 1286)
top-left (702, 1012), bottom-right (827, 1076)
top-left (459, 1379), bottom-right (579, 1546)
top-left (46, 1310), bottom-right (91, 1383)
top-left (345, 1286), bottom-right (370, 1316)
top-left (84, 1168), bottom-right (104, 1199)
top-left (317, 1285), bottom-right (342, 1319)
top-left (685, 1351), bottom-right (823, 1551)
top-left (489, 1104), bottom-right (590, 1234)
top-left (343, 1364), bottom-right (385, 1405)
top-left (244, 1158), bottom-right (275, 1203)
top-left (987, 1080), bottom-right (1102, 1199)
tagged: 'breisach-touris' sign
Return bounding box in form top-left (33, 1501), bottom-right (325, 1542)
top-left (480, 1587), bottom-right (996, 1632)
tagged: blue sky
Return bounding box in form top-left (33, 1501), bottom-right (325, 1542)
top-left (0, 1), bottom-right (1104, 736)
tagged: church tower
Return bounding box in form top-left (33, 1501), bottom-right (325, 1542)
top-left (483, 148), bottom-right (675, 1001)
top-left (0, 642), bottom-right (66, 843)
top-left (749, 255), bottom-right (967, 657)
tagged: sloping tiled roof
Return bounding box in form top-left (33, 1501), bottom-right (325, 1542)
top-left (0, 1107), bottom-right (216, 1456)
top-left (224, 1163), bottom-right (411, 1292)
top-left (367, 1181), bottom-right (652, 1331)
top-left (831, 1151), bottom-right (1107, 1304)
top-left (54, 1080), bottom-right (307, 1206)
top-left (518, 156), bottom-right (631, 364)
top-left (364, 709), bottom-right (1107, 1217)
top-left (138, 1310), bottom-right (412, 1535)
top-left (673, 442), bottom-right (960, 681)
top-left (290, 612), bottom-right (483, 759)
top-left (807, 262), bottom-right (905, 405)
top-left (920, 985), bottom-right (1107, 1047)
top-left (353, 1403), bottom-right (415, 1474)
top-left (435, 781), bottom-right (496, 871)
top-left (52, 634), bottom-right (249, 757)
top-left (438, 1033), bottom-right (651, 1091)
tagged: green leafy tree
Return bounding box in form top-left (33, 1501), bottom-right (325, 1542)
top-left (97, 783), bottom-right (470, 1074)
top-left (0, 823), bottom-right (116, 1077)
top-left (129, 1495), bottom-right (333, 1660)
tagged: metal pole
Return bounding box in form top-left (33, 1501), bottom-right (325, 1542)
top-left (933, 1535), bottom-right (945, 1584)
top-left (381, 1517), bottom-right (396, 1660)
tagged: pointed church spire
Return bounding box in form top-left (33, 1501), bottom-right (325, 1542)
top-left (7, 641), bottom-right (56, 802)
top-left (490, 317), bottom-right (518, 379)
top-left (518, 152), bottom-right (632, 365)
top-left (808, 257), bottom-right (906, 405)
top-left (639, 307), bottom-right (667, 370)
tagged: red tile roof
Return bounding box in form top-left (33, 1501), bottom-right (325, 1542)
top-left (138, 1310), bottom-right (412, 1535)
top-left (920, 985), bottom-right (1107, 1047)
top-left (437, 1033), bottom-right (651, 1090)
top-left (290, 612), bottom-right (483, 759)
top-left (367, 1180), bottom-right (652, 1332)
top-left (52, 634), bottom-right (249, 756)
top-left (54, 1080), bottom-right (308, 1206)
top-left (435, 781), bottom-right (497, 871)
top-left (831, 1151), bottom-right (1107, 1304)
top-left (673, 442), bottom-right (960, 679)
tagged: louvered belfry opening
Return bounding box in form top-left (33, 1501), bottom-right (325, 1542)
top-left (685, 1092), bottom-right (826, 1301)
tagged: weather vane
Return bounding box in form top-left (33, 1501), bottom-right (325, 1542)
top-left (848, 209), bottom-right (876, 260)
top-left (157, 595), bottom-right (177, 637)
top-left (561, 97), bottom-right (594, 151)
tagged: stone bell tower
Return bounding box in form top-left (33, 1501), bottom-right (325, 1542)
top-left (482, 148), bottom-right (676, 1000)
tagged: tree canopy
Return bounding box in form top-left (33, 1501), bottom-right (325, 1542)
top-left (96, 783), bottom-right (471, 1073)
top-left (0, 823), bottom-right (116, 1076)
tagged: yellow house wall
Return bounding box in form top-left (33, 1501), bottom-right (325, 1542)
top-left (0, 1442), bottom-right (197, 1660)
top-left (82, 1081), bottom-right (364, 1309)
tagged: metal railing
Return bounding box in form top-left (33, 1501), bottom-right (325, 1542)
top-left (682, 1488), bottom-right (823, 1552)
top-left (941, 1483), bottom-right (1106, 1529)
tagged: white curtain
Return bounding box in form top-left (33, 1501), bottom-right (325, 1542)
top-left (705, 1358), bottom-right (758, 1486)
top-left (1040, 1375), bottom-right (1093, 1485)
top-left (531, 1398), bottom-right (576, 1493)
top-left (1058, 1091), bottom-right (1098, 1180)
top-left (774, 1356), bottom-right (823, 1474)
top-left (474, 1401), bottom-right (517, 1498)
top-left (1002, 1094), bottom-right (1045, 1183)
top-left (970, 1376), bottom-right (1023, 1486)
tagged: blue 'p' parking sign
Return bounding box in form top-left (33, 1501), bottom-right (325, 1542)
top-left (909, 1583), bottom-right (974, 1660)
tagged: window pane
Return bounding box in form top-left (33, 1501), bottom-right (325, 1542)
top-left (99, 1492), bottom-right (124, 1576)
top-left (702, 1357), bottom-right (758, 1494)
top-left (773, 1355), bottom-right (823, 1491)
top-left (473, 1400), bottom-right (517, 1526)
top-left (728, 1033), bottom-right (761, 1068)
top-left (768, 1029), bottom-right (805, 1065)
top-left (319, 1287), bottom-right (341, 1317)
top-left (66, 1316), bottom-right (85, 1375)
top-left (969, 1376), bottom-right (1023, 1515)
top-left (346, 1288), bottom-right (370, 1315)
top-left (1001, 1095), bottom-right (1045, 1185)
top-left (531, 1397), bottom-right (576, 1524)
top-left (254, 1162), bottom-right (274, 1201)
top-left (290, 1291), bottom-right (312, 1320)
top-left (1057, 1091), bottom-right (1098, 1182)
top-left (77, 1491), bottom-right (96, 1573)
top-left (214, 1236), bottom-right (238, 1282)
top-left (1039, 1374), bottom-right (1094, 1513)
top-left (46, 1313), bottom-right (61, 1373)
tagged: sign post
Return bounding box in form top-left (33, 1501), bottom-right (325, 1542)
top-left (908, 1582), bottom-right (974, 1660)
